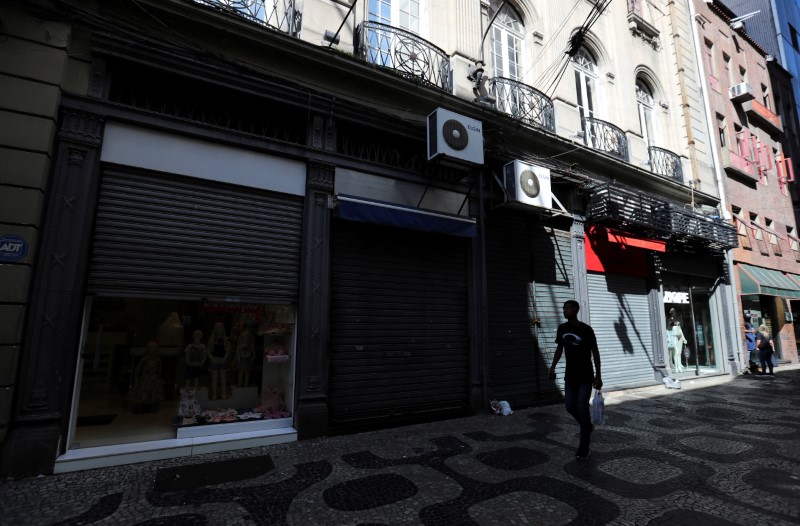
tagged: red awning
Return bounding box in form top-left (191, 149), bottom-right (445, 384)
top-left (605, 229), bottom-right (666, 252)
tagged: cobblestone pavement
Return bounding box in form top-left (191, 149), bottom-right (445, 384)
top-left (2, 368), bottom-right (800, 526)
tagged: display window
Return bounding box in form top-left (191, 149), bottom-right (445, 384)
top-left (663, 287), bottom-right (719, 375)
top-left (69, 297), bottom-right (295, 449)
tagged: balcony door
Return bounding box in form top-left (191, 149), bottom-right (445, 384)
top-left (367, 0), bottom-right (422, 70)
top-left (636, 80), bottom-right (656, 146)
top-left (573, 48), bottom-right (597, 144)
top-left (489, 1), bottom-right (523, 81)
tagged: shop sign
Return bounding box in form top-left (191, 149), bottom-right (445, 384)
top-left (0, 235), bottom-right (27, 262)
top-left (663, 291), bottom-right (689, 304)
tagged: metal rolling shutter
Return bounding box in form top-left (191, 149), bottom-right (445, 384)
top-left (530, 226), bottom-right (574, 399)
top-left (587, 272), bottom-right (656, 390)
top-left (486, 211), bottom-right (573, 406)
top-left (88, 171), bottom-right (303, 301)
top-left (329, 219), bottom-right (470, 426)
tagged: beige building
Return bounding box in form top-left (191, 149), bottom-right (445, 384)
top-left (1, 0), bottom-right (743, 477)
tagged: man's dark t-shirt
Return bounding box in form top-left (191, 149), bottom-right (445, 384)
top-left (555, 321), bottom-right (597, 384)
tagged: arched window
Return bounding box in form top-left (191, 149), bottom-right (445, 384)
top-left (636, 79), bottom-right (656, 145)
top-left (572, 47), bottom-right (597, 123)
top-left (489, 1), bottom-right (524, 80)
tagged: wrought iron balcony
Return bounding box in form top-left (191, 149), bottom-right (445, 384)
top-left (489, 77), bottom-right (555, 132)
top-left (582, 117), bottom-right (629, 162)
top-left (355, 21), bottom-right (451, 92)
top-left (648, 146), bottom-right (683, 182)
top-left (192, 0), bottom-right (302, 36)
top-left (667, 205), bottom-right (738, 250)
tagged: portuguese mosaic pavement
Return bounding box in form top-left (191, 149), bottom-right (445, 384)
top-left (2, 368), bottom-right (799, 526)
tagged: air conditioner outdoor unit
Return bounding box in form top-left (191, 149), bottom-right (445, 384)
top-left (728, 82), bottom-right (754, 102)
top-left (503, 160), bottom-right (552, 209)
top-left (427, 108), bottom-right (484, 166)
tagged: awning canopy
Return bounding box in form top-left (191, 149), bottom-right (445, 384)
top-left (336, 194), bottom-right (477, 237)
top-left (738, 263), bottom-right (800, 298)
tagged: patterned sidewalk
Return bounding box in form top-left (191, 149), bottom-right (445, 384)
top-left (2, 368), bottom-right (799, 526)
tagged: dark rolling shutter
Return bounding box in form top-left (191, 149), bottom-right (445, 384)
top-left (587, 272), bottom-right (656, 390)
top-left (486, 210), bottom-right (573, 406)
top-left (329, 219), bottom-right (470, 428)
top-left (88, 170), bottom-right (303, 301)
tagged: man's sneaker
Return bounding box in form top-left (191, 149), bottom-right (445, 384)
top-left (576, 450), bottom-right (591, 460)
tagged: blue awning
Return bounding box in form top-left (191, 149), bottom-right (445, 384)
top-left (337, 194), bottom-right (477, 237)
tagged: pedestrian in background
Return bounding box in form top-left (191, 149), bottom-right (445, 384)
top-left (549, 300), bottom-right (603, 460)
top-left (755, 324), bottom-right (775, 376)
top-left (743, 320), bottom-right (757, 374)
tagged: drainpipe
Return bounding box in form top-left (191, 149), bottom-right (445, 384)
top-left (686, 0), bottom-right (741, 374)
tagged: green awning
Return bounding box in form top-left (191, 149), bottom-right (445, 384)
top-left (738, 264), bottom-right (800, 298)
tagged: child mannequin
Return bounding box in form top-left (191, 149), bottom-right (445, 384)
top-left (183, 330), bottom-right (206, 389)
top-left (235, 329), bottom-right (255, 387)
top-left (128, 340), bottom-right (164, 413)
top-left (207, 322), bottom-right (231, 400)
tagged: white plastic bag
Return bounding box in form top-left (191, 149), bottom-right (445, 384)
top-left (663, 376), bottom-right (681, 389)
top-left (591, 389), bottom-right (605, 426)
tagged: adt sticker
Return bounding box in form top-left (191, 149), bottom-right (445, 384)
top-left (0, 235), bottom-right (28, 262)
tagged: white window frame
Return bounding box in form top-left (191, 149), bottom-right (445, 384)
top-left (573, 48), bottom-right (597, 123)
top-left (636, 80), bottom-right (656, 146)
top-left (489, 1), bottom-right (524, 81)
top-left (369, 0), bottom-right (422, 33)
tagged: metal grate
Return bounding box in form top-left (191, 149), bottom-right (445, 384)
top-left (490, 77), bottom-right (555, 132)
top-left (586, 183), bottom-right (672, 236)
top-left (667, 205), bottom-right (739, 250)
top-left (355, 21), bottom-right (451, 92)
top-left (587, 183), bottom-right (739, 251)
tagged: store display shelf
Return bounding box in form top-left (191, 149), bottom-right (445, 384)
top-left (177, 416), bottom-right (292, 438)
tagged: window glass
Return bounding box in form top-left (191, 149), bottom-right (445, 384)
top-left (73, 297), bottom-right (295, 449)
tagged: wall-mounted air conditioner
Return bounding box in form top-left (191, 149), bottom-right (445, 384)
top-left (427, 108), bottom-right (484, 166)
top-left (728, 82), bottom-right (754, 102)
top-left (503, 160), bottom-right (552, 209)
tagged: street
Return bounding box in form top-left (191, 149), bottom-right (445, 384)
top-left (2, 368), bottom-right (799, 525)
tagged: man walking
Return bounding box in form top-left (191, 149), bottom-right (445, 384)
top-left (548, 300), bottom-right (603, 460)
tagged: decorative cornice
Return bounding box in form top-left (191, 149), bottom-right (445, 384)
top-left (58, 111), bottom-right (104, 146)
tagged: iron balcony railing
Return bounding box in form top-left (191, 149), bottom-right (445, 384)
top-left (648, 146), bottom-right (683, 182)
top-left (192, 0), bottom-right (302, 35)
top-left (489, 77), bottom-right (555, 132)
top-left (355, 21), bottom-right (451, 92)
top-left (667, 205), bottom-right (739, 250)
top-left (583, 117), bottom-right (629, 162)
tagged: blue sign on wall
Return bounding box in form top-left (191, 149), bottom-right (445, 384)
top-left (0, 235), bottom-right (28, 262)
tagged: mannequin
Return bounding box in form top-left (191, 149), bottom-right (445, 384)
top-left (207, 322), bottom-right (231, 400)
top-left (183, 330), bottom-right (206, 389)
top-left (128, 340), bottom-right (164, 413)
top-left (669, 321), bottom-right (687, 373)
top-left (235, 329), bottom-right (255, 387)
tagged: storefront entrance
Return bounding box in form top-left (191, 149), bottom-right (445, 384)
top-left (663, 286), bottom-right (719, 375)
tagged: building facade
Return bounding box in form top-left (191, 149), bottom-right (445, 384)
top-left (692, 0), bottom-right (800, 370)
top-left (1, 0), bottom-right (745, 477)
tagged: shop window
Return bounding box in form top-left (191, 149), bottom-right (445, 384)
top-left (72, 297), bottom-right (295, 449)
